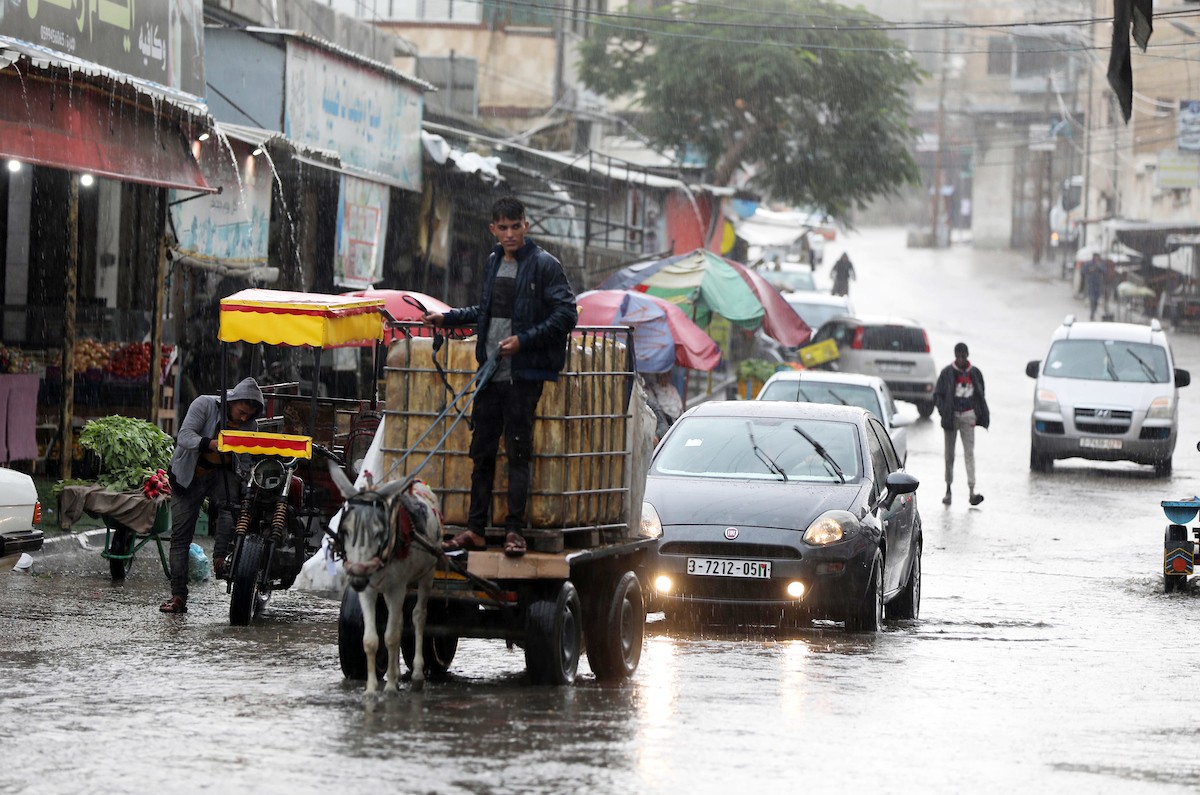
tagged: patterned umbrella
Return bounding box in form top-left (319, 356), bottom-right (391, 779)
top-left (577, 289), bottom-right (721, 372)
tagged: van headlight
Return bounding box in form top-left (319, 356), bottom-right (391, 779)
top-left (1147, 396), bottom-right (1173, 420)
top-left (1034, 388), bottom-right (1060, 414)
top-left (640, 502), bottom-right (663, 539)
top-left (802, 511), bottom-right (859, 546)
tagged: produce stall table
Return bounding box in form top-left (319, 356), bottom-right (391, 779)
top-left (59, 484), bottom-right (170, 581)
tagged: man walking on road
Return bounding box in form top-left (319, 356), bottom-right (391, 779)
top-left (830, 253), bottom-right (855, 297)
top-left (424, 197), bottom-right (577, 557)
top-left (1083, 252), bottom-right (1105, 321)
top-left (934, 342), bottom-right (990, 506)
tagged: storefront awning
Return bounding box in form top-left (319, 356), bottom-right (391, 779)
top-left (0, 55), bottom-right (212, 192)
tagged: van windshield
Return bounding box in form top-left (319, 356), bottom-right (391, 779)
top-left (1044, 339), bottom-right (1170, 383)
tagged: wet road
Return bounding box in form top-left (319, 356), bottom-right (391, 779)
top-left (5, 227), bottom-right (1200, 794)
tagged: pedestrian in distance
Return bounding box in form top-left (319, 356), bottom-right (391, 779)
top-left (933, 342), bottom-right (990, 507)
top-left (831, 253), bottom-right (855, 297)
top-left (1083, 252), bottom-right (1105, 321)
top-left (159, 377), bottom-right (264, 614)
top-left (424, 196), bottom-right (577, 558)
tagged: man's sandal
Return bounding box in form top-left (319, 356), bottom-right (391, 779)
top-left (442, 530), bottom-right (486, 552)
top-left (503, 532), bottom-right (527, 558)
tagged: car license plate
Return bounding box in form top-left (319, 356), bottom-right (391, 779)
top-left (877, 361), bottom-right (913, 373)
top-left (1080, 437), bottom-right (1123, 450)
top-left (686, 558), bottom-right (772, 579)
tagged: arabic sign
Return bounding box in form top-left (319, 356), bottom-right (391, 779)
top-left (1178, 100), bottom-right (1200, 152)
top-left (0, 0), bottom-right (204, 96)
top-left (1157, 150), bottom-right (1200, 191)
top-left (170, 138), bottom-right (271, 265)
top-left (334, 175), bottom-right (390, 289)
top-left (283, 40), bottom-right (423, 192)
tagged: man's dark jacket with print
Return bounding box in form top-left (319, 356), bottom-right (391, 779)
top-left (933, 364), bottom-right (990, 432)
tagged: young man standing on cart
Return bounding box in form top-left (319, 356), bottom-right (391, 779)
top-left (159, 377), bottom-right (265, 614)
top-left (424, 196), bottom-right (577, 557)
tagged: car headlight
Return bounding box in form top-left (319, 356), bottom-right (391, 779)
top-left (1147, 396), bottom-right (1173, 420)
top-left (1034, 388), bottom-right (1060, 413)
top-left (640, 502), bottom-right (663, 539)
top-left (802, 510), bottom-right (858, 546)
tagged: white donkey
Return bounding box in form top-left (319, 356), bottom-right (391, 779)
top-left (331, 472), bottom-right (443, 693)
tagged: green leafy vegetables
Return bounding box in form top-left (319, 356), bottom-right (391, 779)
top-left (76, 415), bottom-right (174, 494)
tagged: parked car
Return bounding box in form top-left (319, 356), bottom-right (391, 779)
top-left (756, 370), bottom-right (911, 464)
top-left (784, 293), bottom-right (854, 334)
top-left (810, 315), bottom-right (938, 417)
top-left (642, 401), bottom-right (922, 631)
top-left (758, 264), bottom-right (817, 294)
top-left (1026, 315), bottom-right (1190, 475)
top-left (0, 467), bottom-right (42, 570)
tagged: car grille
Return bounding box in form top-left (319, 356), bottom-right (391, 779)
top-left (1074, 407), bottom-right (1132, 435)
top-left (659, 541), bottom-right (802, 560)
top-left (674, 578), bottom-right (789, 601)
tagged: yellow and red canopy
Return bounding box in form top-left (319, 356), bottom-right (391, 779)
top-left (218, 430), bottom-right (312, 460)
top-left (219, 288), bottom-right (384, 348)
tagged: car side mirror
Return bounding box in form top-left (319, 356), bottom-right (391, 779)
top-left (1176, 368), bottom-right (1191, 388)
top-left (1026, 360), bottom-right (1041, 379)
top-left (883, 471), bottom-right (919, 510)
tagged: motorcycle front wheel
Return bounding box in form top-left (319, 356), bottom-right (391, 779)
top-left (230, 535), bottom-right (271, 626)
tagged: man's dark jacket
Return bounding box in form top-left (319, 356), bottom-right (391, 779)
top-left (933, 364), bottom-right (990, 432)
top-left (442, 239), bottom-right (577, 381)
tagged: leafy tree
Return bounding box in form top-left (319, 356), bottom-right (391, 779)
top-left (579, 0), bottom-right (923, 217)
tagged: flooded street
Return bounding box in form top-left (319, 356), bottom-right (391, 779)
top-left (6, 227), bottom-right (1200, 793)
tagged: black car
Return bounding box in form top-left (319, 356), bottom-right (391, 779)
top-left (642, 401), bottom-right (921, 631)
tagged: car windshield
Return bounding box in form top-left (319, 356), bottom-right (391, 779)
top-left (861, 325), bottom-right (927, 353)
top-left (787, 299), bottom-right (846, 330)
top-left (653, 415), bottom-right (862, 482)
top-left (759, 381), bottom-right (884, 420)
top-left (1044, 339), bottom-right (1170, 383)
top-left (760, 268), bottom-right (816, 292)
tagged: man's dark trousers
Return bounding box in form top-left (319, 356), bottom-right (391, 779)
top-left (467, 379), bottom-right (544, 533)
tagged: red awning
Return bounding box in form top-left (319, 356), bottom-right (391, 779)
top-left (0, 69), bottom-right (211, 193)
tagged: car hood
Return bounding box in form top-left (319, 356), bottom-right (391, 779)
top-left (1041, 375), bottom-right (1174, 408)
top-left (645, 476), bottom-right (867, 531)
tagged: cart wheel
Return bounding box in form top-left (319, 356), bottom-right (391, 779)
top-left (230, 535), bottom-right (269, 626)
top-left (338, 588), bottom-right (388, 681)
top-left (524, 581), bottom-right (582, 686)
top-left (108, 527), bottom-right (134, 581)
top-left (1165, 524), bottom-right (1190, 594)
top-left (585, 571), bottom-right (645, 682)
top-left (401, 598), bottom-right (464, 678)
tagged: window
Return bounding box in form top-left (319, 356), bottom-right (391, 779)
top-left (868, 419), bottom-right (900, 475)
top-left (484, 0), bottom-right (554, 27)
top-left (1014, 36), bottom-right (1069, 79)
top-left (861, 325), bottom-right (928, 353)
top-left (987, 37), bottom-right (1011, 76)
top-left (866, 423), bottom-right (889, 497)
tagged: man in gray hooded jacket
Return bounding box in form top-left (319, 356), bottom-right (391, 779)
top-left (159, 377), bottom-right (264, 614)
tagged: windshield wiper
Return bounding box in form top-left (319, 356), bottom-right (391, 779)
top-left (792, 424), bottom-right (846, 484)
top-left (796, 388), bottom-right (812, 402)
top-left (1105, 355), bottom-right (1119, 381)
top-left (826, 389), bottom-right (850, 406)
top-left (1123, 346), bottom-right (1158, 382)
top-left (746, 421), bottom-right (788, 481)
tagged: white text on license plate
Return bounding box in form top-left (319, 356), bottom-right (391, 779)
top-left (687, 558), bottom-right (772, 578)
top-left (877, 361), bottom-right (912, 373)
top-left (1080, 437), bottom-right (1123, 450)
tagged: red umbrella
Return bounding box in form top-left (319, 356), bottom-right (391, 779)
top-left (341, 289), bottom-right (471, 342)
top-left (577, 289), bottom-right (721, 371)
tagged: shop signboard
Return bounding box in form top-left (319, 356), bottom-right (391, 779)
top-left (283, 40), bottom-right (423, 193)
top-left (334, 175), bottom-right (390, 289)
top-left (1178, 100), bottom-right (1200, 152)
top-left (1157, 150), bottom-right (1200, 191)
top-left (0, 0), bottom-right (205, 96)
top-left (170, 139), bottom-right (271, 266)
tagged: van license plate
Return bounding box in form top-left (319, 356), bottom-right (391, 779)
top-left (687, 558), bottom-right (771, 579)
top-left (1080, 437), bottom-right (1122, 450)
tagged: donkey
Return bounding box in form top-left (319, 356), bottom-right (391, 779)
top-left (331, 471), bottom-right (443, 693)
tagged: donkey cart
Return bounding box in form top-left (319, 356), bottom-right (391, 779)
top-left (337, 325), bottom-right (656, 685)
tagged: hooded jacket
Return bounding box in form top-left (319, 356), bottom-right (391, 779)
top-left (441, 238), bottom-right (577, 381)
top-left (169, 377), bottom-right (265, 489)
top-left (933, 363), bottom-right (990, 432)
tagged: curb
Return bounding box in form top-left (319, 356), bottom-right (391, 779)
top-left (40, 528), bottom-right (109, 553)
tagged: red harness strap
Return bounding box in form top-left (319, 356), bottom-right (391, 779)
top-left (390, 499), bottom-right (414, 561)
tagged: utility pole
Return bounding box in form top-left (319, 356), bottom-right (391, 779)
top-left (930, 21), bottom-right (949, 248)
top-left (1080, 0), bottom-right (1097, 247)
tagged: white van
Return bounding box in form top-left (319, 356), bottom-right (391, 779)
top-left (1026, 316), bottom-right (1191, 475)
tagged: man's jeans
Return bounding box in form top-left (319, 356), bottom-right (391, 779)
top-left (168, 469), bottom-right (240, 600)
top-left (944, 410), bottom-right (977, 490)
top-left (467, 379), bottom-right (544, 534)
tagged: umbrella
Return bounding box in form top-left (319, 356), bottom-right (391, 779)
top-left (577, 290), bottom-right (721, 372)
top-left (341, 289), bottom-right (471, 342)
top-left (598, 248), bottom-right (810, 347)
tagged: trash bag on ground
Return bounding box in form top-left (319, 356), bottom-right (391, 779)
top-left (188, 543), bottom-right (211, 581)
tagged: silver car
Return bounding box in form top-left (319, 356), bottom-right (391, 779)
top-left (1026, 316), bottom-right (1191, 476)
top-left (810, 315), bottom-right (938, 417)
top-left (756, 370), bottom-right (911, 464)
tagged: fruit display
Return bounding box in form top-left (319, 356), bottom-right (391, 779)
top-left (72, 339), bottom-right (113, 371)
